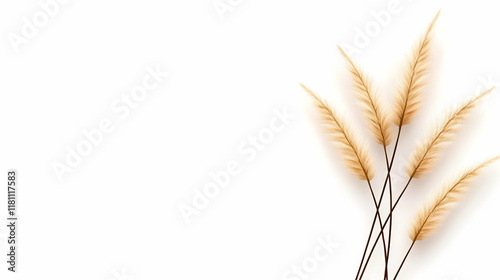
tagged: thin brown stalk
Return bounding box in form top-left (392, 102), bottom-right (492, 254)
top-left (337, 46), bottom-right (393, 279)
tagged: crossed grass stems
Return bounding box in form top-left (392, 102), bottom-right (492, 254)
top-left (302, 10), bottom-right (498, 279)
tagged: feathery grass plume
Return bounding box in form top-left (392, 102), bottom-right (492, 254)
top-left (393, 10), bottom-right (440, 127)
top-left (409, 156), bottom-right (499, 241)
top-left (301, 83), bottom-right (375, 181)
top-left (338, 46), bottom-right (394, 147)
top-left (406, 87), bottom-right (494, 178)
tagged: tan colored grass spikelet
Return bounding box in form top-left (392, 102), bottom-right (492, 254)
top-left (338, 46), bottom-right (394, 147)
top-left (301, 83), bottom-right (375, 181)
top-left (393, 10), bottom-right (440, 127)
top-left (406, 87), bottom-right (494, 178)
top-left (409, 156), bottom-right (499, 241)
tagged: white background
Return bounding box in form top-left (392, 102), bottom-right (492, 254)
top-left (0, 0), bottom-right (499, 279)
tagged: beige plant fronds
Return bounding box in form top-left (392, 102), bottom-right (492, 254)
top-left (390, 156), bottom-right (500, 280)
top-left (302, 9), bottom-right (497, 279)
top-left (301, 83), bottom-right (375, 181)
top-left (409, 156), bottom-right (500, 241)
top-left (338, 46), bottom-right (394, 147)
top-left (393, 10), bottom-right (440, 127)
top-left (406, 87), bottom-right (494, 178)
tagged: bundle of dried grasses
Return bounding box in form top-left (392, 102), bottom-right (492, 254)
top-left (302, 10), bottom-right (498, 279)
